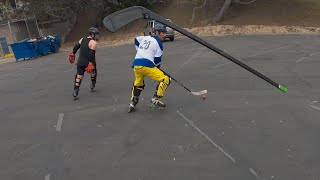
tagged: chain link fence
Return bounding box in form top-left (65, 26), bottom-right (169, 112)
top-left (0, 16), bottom-right (41, 56)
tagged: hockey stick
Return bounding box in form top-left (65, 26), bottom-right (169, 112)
top-left (161, 69), bottom-right (207, 96)
top-left (103, 6), bottom-right (287, 93)
top-left (171, 76), bottom-right (208, 96)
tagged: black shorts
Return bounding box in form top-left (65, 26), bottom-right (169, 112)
top-left (77, 63), bottom-right (97, 75)
top-left (77, 66), bottom-right (86, 75)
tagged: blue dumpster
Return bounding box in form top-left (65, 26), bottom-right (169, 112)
top-left (10, 41), bottom-right (39, 61)
top-left (30, 39), bottom-right (51, 55)
top-left (10, 35), bottom-right (60, 62)
top-left (49, 35), bottom-right (60, 53)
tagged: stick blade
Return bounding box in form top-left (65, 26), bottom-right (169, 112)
top-left (103, 6), bottom-right (147, 32)
top-left (191, 90), bottom-right (207, 96)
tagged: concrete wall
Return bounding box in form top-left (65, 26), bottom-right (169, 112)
top-left (0, 20), bottom-right (40, 44)
top-left (39, 18), bottom-right (76, 43)
top-left (0, 23), bottom-right (15, 44)
top-left (0, 18), bottom-right (75, 48)
top-left (0, 23), bottom-right (16, 55)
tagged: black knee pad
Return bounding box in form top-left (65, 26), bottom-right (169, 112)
top-left (74, 74), bottom-right (82, 89)
top-left (156, 77), bottom-right (171, 90)
top-left (135, 85), bottom-right (145, 90)
top-left (132, 85), bottom-right (145, 97)
top-left (132, 96), bottom-right (139, 104)
top-left (91, 69), bottom-right (97, 82)
top-left (92, 68), bottom-right (97, 76)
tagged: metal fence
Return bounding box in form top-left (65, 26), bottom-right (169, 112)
top-left (8, 16), bottom-right (41, 42)
top-left (0, 16), bottom-right (41, 56)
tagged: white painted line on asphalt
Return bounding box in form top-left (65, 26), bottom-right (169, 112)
top-left (296, 51), bottom-right (320, 63)
top-left (179, 52), bottom-right (203, 68)
top-left (296, 57), bottom-right (307, 63)
top-left (250, 168), bottom-right (260, 179)
top-left (310, 105), bottom-right (320, 111)
top-left (15, 143), bottom-right (42, 158)
top-left (246, 44), bottom-right (293, 58)
top-left (210, 43), bottom-right (299, 69)
top-left (177, 110), bottom-right (236, 163)
top-left (211, 62), bottom-right (232, 69)
top-left (56, 113), bottom-right (64, 132)
top-left (45, 174), bottom-right (50, 180)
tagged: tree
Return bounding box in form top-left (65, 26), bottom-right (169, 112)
top-left (95, 0), bottom-right (166, 27)
top-left (12, 0), bottom-right (165, 23)
top-left (19, 0), bottom-right (91, 22)
top-left (189, 0), bottom-right (207, 28)
top-left (213, 0), bottom-right (257, 22)
top-left (101, 0), bottom-right (166, 16)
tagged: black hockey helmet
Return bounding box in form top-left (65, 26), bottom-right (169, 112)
top-left (89, 27), bottom-right (100, 35)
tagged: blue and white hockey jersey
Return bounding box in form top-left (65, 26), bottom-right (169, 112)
top-left (132, 35), bottom-right (163, 68)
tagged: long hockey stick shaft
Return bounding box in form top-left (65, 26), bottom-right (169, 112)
top-left (160, 69), bottom-right (192, 93)
top-left (171, 76), bottom-right (192, 93)
top-left (103, 6), bottom-right (287, 93)
top-left (145, 10), bottom-right (287, 92)
top-left (178, 33), bottom-right (287, 92)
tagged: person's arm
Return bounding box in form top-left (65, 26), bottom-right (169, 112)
top-left (72, 38), bottom-right (83, 54)
top-left (134, 36), bottom-right (144, 50)
top-left (154, 42), bottom-right (163, 67)
top-left (88, 40), bottom-right (97, 63)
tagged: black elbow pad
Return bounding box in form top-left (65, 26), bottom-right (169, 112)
top-left (73, 43), bottom-right (80, 54)
top-left (88, 49), bottom-right (96, 62)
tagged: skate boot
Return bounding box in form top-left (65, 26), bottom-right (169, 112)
top-left (150, 97), bottom-right (166, 110)
top-left (128, 96), bottom-right (139, 113)
top-left (90, 82), bottom-right (96, 92)
top-left (72, 89), bottom-right (79, 101)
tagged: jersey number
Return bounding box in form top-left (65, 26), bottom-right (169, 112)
top-left (139, 40), bottom-right (151, 50)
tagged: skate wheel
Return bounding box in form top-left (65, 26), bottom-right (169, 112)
top-left (150, 104), bottom-right (165, 111)
top-left (128, 105), bottom-right (135, 113)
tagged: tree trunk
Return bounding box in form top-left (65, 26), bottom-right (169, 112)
top-left (213, 0), bottom-right (232, 23)
top-left (189, 0), bottom-right (207, 28)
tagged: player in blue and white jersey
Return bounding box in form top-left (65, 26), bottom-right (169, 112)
top-left (128, 24), bottom-right (171, 112)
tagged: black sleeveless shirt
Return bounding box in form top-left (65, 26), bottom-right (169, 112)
top-left (77, 37), bottom-right (93, 66)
